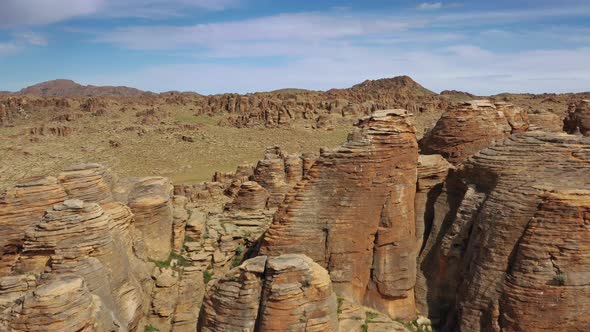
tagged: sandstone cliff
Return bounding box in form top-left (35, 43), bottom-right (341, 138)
top-left (260, 109), bottom-right (419, 320)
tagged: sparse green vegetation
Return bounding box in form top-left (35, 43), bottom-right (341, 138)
top-left (554, 272), bottom-right (566, 286)
top-left (150, 251), bottom-right (191, 269)
top-left (366, 311), bottom-right (379, 322)
top-left (184, 235), bottom-right (197, 242)
top-left (361, 323), bottom-right (368, 332)
top-left (337, 297), bottom-right (344, 314)
top-left (144, 325), bottom-right (159, 332)
top-left (203, 270), bottom-right (213, 284)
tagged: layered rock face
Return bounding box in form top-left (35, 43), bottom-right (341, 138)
top-left (419, 132), bottom-right (590, 331)
top-left (199, 254), bottom-right (339, 332)
top-left (17, 199), bottom-right (145, 330)
top-left (260, 109), bottom-right (419, 319)
top-left (527, 109), bottom-right (563, 132)
top-left (499, 190), bottom-right (590, 331)
top-left (421, 100), bottom-right (528, 164)
top-left (126, 177), bottom-right (174, 261)
top-left (0, 177), bottom-right (67, 276)
top-left (3, 275), bottom-right (117, 331)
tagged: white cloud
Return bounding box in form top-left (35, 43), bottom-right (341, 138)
top-left (97, 13), bottom-right (421, 50)
top-left (0, 0), bottom-right (101, 27)
top-left (418, 2), bottom-right (444, 10)
top-left (0, 0), bottom-right (239, 27)
top-left (13, 31), bottom-right (48, 46)
top-left (0, 43), bottom-right (21, 56)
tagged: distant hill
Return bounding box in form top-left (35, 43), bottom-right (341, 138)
top-left (327, 75), bottom-right (437, 98)
top-left (18, 79), bottom-right (147, 97)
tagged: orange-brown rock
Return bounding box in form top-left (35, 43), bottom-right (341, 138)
top-left (564, 99), bottom-right (590, 135)
top-left (18, 199), bottom-right (145, 330)
top-left (414, 155), bottom-right (453, 254)
top-left (421, 100), bottom-right (528, 164)
top-left (199, 254), bottom-right (338, 332)
top-left (226, 181), bottom-right (268, 211)
top-left (0, 176), bottom-right (67, 276)
top-left (527, 109), bottom-right (563, 132)
top-left (499, 189), bottom-right (590, 331)
top-left (419, 132), bottom-right (590, 331)
top-left (3, 275), bottom-right (118, 331)
top-left (58, 163), bottom-right (114, 204)
top-left (126, 177), bottom-right (174, 261)
top-left (260, 109), bottom-right (419, 320)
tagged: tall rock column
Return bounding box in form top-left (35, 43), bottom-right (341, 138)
top-left (260, 109), bottom-right (419, 319)
top-left (127, 177), bottom-right (174, 261)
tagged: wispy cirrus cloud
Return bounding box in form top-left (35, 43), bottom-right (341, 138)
top-left (0, 0), bottom-right (239, 28)
top-left (417, 2), bottom-right (463, 10)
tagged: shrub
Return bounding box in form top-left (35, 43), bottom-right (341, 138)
top-left (554, 272), bottom-right (566, 286)
top-left (144, 325), bottom-right (159, 332)
top-left (203, 270), bottom-right (213, 284)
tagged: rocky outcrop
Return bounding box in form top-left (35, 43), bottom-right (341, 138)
top-left (418, 132), bottom-right (590, 331)
top-left (421, 100), bottom-right (528, 164)
top-left (58, 163), bottom-right (114, 204)
top-left (0, 176), bottom-right (67, 276)
top-left (260, 109), bottom-right (419, 320)
top-left (564, 100), bottom-right (590, 135)
top-left (126, 177), bottom-right (174, 261)
top-left (499, 189), bottom-right (590, 331)
top-left (226, 181), bottom-right (268, 211)
top-left (28, 126), bottom-right (74, 137)
top-left (2, 275), bottom-right (118, 331)
top-left (528, 109), bottom-right (563, 132)
top-left (199, 254), bottom-right (339, 332)
top-left (17, 199), bottom-right (145, 330)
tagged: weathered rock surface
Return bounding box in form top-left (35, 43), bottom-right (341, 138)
top-left (499, 189), bottom-right (590, 331)
top-left (527, 109), bottom-right (563, 132)
top-left (126, 177), bottom-right (174, 261)
top-left (260, 109), bottom-right (419, 319)
top-left (199, 254), bottom-right (339, 332)
top-left (421, 100), bottom-right (528, 164)
top-left (58, 163), bottom-right (114, 203)
top-left (418, 132), bottom-right (590, 331)
top-left (2, 275), bottom-right (118, 331)
top-left (17, 199), bottom-right (145, 330)
top-left (0, 176), bottom-right (67, 276)
top-left (564, 99), bottom-right (590, 135)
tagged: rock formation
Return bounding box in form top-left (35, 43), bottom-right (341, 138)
top-left (199, 254), bottom-right (339, 331)
top-left (421, 100), bottom-right (528, 164)
top-left (125, 177), bottom-right (173, 261)
top-left (0, 177), bottom-right (67, 276)
top-left (564, 99), bottom-right (590, 135)
top-left (527, 109), bottom-right (563, 132)
top-left (499, 189), bottom-right (590, 331)
top-left (418, 132), bottom-right (590, 331)
top-left (260, 109), bottom-right (419, 320)
top-left (2, 275), bottom-right (118, 331)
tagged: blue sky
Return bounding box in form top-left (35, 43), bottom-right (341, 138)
top-left (0, 0), bottom-right (589, 95)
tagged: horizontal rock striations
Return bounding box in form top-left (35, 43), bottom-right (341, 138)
top-left (3, 275), bottom-right (117, 331)
top-left (419, 132), bottom-right (590, 331)
top-left (260, 109), bottom-right (419, 319)
top-left (499, 189), bottom-right (590, 331)
top-left (421, 100), bottom-right (528, 164)
top-left (0, 177), bottom-right (67, 276)
top-left (126, 177), bottom-right (174, 261)
top-left (199, 254), bottom-right (338, 332)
